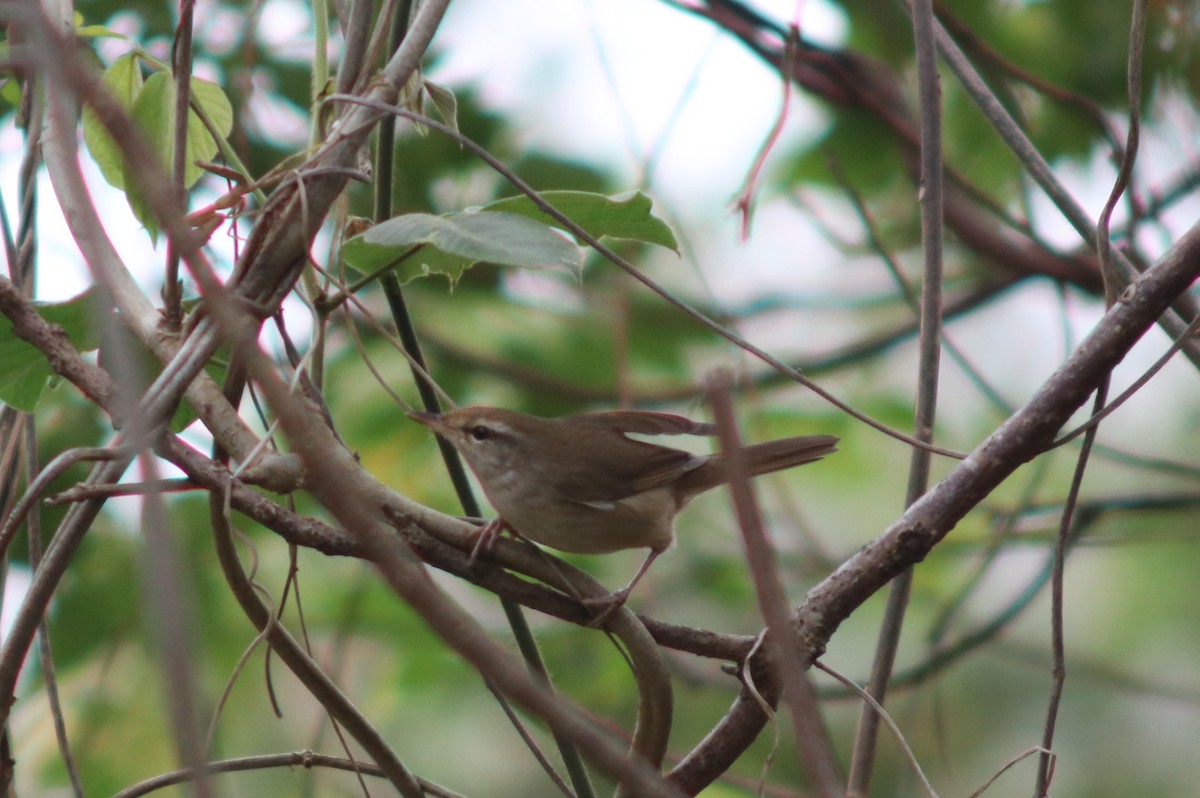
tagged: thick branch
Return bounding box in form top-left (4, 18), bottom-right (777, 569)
top-left (798, 220), bottom-right (1200, 652)
top-left (671, 216), bottom-right (1200, 793)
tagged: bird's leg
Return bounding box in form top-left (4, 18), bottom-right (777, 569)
top-left (468, 517), bottom-right (513, 564)
top-left (583, 548), bottom-right (662, 627)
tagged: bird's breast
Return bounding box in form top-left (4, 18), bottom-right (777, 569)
top-left (490, 485), bottom-right (677, 555)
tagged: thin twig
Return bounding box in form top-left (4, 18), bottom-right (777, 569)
top-left (706, 374), bottom-right (844, 798)
top-left (47, 477), bottom-right (195, 504)
top-left (816, 660), bottom-right (939, 798)
top-left (968, 747), bottom-right (1052, 798)
top-left (163, 0), bottom-right (195, 329)
top-left (111, 750), bottom-right (466, 798)
top-left (209, 491), bottom-right (425, 796)
top-left (1095, 0), bottom-right (1147, 307)
top-left (24, 423), bottom-right (86, 798)
top-left (1051, 311), bottom-right (1200, 448)
top-left (485, 681), bottom-right (578, 798)
top-left (1033, 382), bottom-right (1106, 796)
top-left (732, 25), bottom-right (798, 239)
top-left (0, 446), bottom-right (126, 559)
top-left (849, 0), bottom-right (944, 790)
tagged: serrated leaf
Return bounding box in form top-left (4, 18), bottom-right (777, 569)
top-left (342, 211), bottom-right (583, 286)
top-left (482, 190), bottom-right (678, 252)
top-left (0, 288), bottom-right (104, 412)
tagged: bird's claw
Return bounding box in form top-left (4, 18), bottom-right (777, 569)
top-left (582, 588), bottom-right (631, 628)
top-left (467, 518), bottom-right (510, 565)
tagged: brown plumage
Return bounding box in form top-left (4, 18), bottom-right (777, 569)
top-left (411, 406), bottom-right (837, 609)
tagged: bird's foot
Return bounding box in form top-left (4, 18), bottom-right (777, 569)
top-left (581, 587), bottom-right (632, 628)
top-left (467, 518), bottom-right (511, 565)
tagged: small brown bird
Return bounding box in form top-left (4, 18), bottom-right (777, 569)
top-left (410, 406), bottom-right (838, 612)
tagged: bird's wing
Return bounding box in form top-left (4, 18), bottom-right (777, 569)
top-left (549, 412), bottom-right (711, 504)
top-left (577, 410), bottom-right (717, 437)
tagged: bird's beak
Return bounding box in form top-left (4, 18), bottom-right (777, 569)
top-left (407, 411), bottom-right (447, 433)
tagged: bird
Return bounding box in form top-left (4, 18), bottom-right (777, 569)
top-left (410, 406), bottom-right (838, 615)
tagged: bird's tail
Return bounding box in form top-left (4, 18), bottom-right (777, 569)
top-left (677, 434), bottom-right (839, 499)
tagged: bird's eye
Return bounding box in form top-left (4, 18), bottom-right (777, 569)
top-left (470, 425), bottom-right (492, 441)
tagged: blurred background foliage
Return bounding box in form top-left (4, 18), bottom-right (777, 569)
top-left (4, 0), bottom-right (1200, 796)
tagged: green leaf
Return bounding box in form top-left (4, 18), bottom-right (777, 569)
top-left (342, 211), bottom-right (583, 286)
top-left (75, 24), bottom-right (125, 38)
top-left (83, 53), bottom-right (144, 191)
top-left (126, 73), bottom-right (233, 235)
top-left (82, 54), bottom-right (234, 238)
top-left (483, 190), bottom-right (678, 252)
top-left (132, 72), bottom-right (233, 189)
top-left (0, 78), bottom-right (19, 109)
top-left (0, 288), bottom-right (104, 412)
top-left (188, 77), bottom-right (235, 167)
top-left (72, 11), bottom-right (126, 39)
